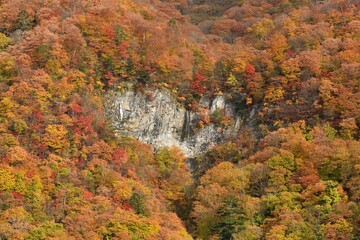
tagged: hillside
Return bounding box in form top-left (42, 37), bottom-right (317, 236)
top-left (0, 0), bottom-right (360, 239)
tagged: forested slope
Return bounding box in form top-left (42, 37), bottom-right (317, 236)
top-left (0, 0), bottom-right (360, 239)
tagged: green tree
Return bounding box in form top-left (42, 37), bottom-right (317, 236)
top-left (129, 192), bottom-right (149, 216)
top-left (26, 221), bottom-right (67, 240)
top-left (215, 196), bottom-right (246, 240)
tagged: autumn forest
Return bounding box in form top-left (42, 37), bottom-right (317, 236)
top-left (0, 0), bottom-right (360, 239)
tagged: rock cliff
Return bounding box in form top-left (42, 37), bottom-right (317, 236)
top-left (105, 89), bottom-right (245, 156)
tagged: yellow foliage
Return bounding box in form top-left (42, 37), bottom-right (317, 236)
top-left (319, 78), bottom-right (337, 103)
top-left (1, 133), bottom-right (19, 149)
top-left (113, 179), bottom-right (133, 201)
top-left (43, 124), bottom-right (70, 152)
top-left (0, 97), bottom-right (15, 119)
top-left (0, 166), bottom-right (15, 191)
top-left (248, 18), bottom-right (275, 40)
top-left (265, 225), bottom-right (287, 240)
top-left (51, 76), bottom-right (75, 100)
top-left (268, 34), bottom-right (288, 62)
top-left (13, 172), bottom-right (26, 194)
top-left (0, 54), bottom-right (16, 84)
top-left (282, 18), bottom-right (297, 37)
top-left (68, 69), bottom-right (87, 90)
top-left (281, 58), bottom-right (301, 79)
top-left (338, 50), bottom-right (359, 64)
top-left (7, 146), bottom-right (28, 165)
top-left (225, 72), bottom-right (238, 88)
top-left (0, 207), bottom-right (31, 240)
top-left (102, 208), bottom-right (160, 239)
top-left (45, 58), bottom-right (65, 76)
top-left (157, 59), bottom-right (172, 75)
top-left (0, 33), bottom-right (11, 49)
top-left (229, 48), bottom-right (255, 74)
top-left (231, 56), bottom-right (247, 74)
top-left (118, 0), bottom-right (138, 12)
top-left (264, 86), bottom-right (285, 104)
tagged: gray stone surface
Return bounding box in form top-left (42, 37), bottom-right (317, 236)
top-left (105, 89), bottom-right (241, 156)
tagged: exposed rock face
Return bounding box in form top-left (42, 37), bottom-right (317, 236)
top-left (105, 89), bottom-right (242, 156)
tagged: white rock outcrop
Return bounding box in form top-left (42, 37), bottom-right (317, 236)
top-left (105, 89), bottom-right (241, 156)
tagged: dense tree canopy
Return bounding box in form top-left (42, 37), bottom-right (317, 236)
top-left (0, 0), bottom-right (359, 239)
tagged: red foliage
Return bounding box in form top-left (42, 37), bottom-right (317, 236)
top-left (123, 203), bottom-right (133, 211)
top-left (70, 102), bottom-right (82, 114)
top-left (294, 166), bottom-right (321, 188)
top-left (112, 149), bottom-right (129, 170)
top-left (190, 74), bottom-right (207, 95)
top-left (12, 191), bottom-right (23, 200)
top-left (286, 49), bottom-right (297, 58)
top-left (105, 26), bottom-right (116, 40)
top-left (33, 110), bottom-right (44, 122)
top-left (31, 141), bottom-right (48, 157)
top-left (25, 170), bottom-right (36, 178)
top-left (73, 115), bottom-right (94, 134)
top-left (320, 70), bottom-right (332, 78)
top-left (50, 171), bottom-right (57, 180)
top-left (118, 41), bottom-right (130, 58)
top-left (83, 190), bottom-right (93, 200)
top-left (245, 64), bottom-right (256, 78)
top-left (104, 72), bottom-right (117, 86)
